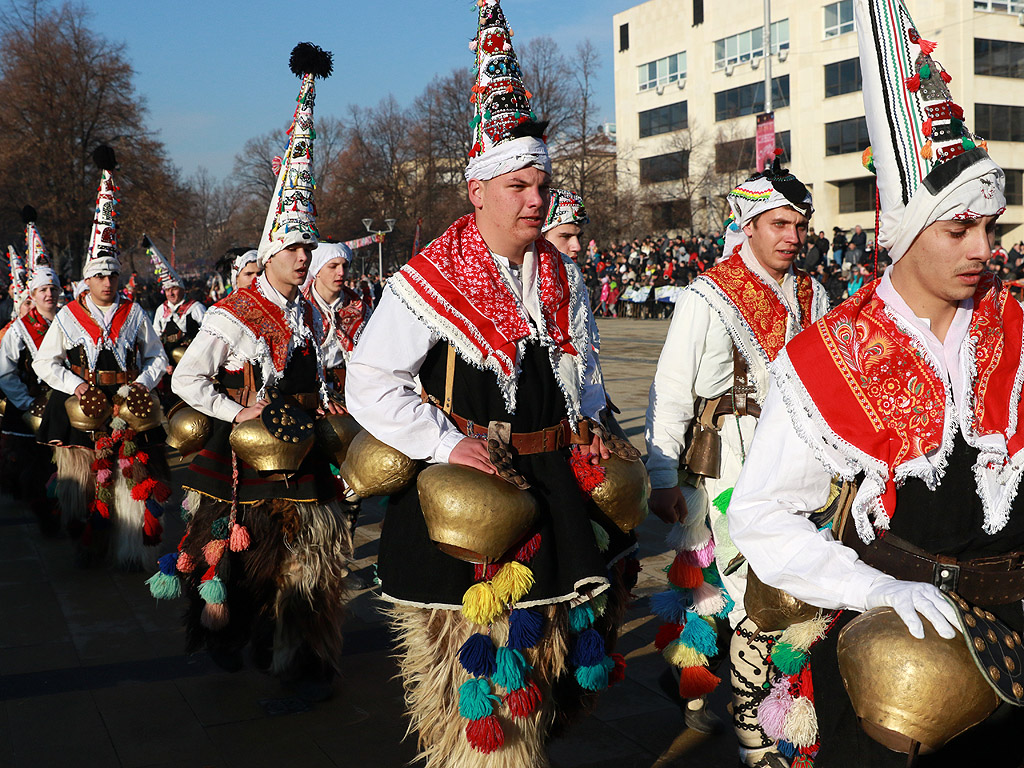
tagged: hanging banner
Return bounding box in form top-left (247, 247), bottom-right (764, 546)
top-left (343, 233), bottom-right (384, 251)
top-left (756, 111), bottom-right (776, 171)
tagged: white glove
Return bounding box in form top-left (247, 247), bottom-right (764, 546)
top-left (863, 578), bottom-right (961, 640)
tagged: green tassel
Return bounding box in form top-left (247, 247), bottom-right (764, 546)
top-left (771, 641), bottom-right (808, 676)
top-left (962, 137), bottom-right (977, 150)
top-left (591, 520), bottom-right (610, 552)
top-left (493, 647), bottom-right (529, 691)
top-left (712, 487), bottom-right (733, 515)
top-left (591, 593), bottom-right (609, 617)
top-left (122, 440), bottom-right (136, 457)
top-left (458, 677), bottom-right (499, 720)
top-left (919, 63), bottom-right (931, 80)
top-left (146, 571), bottom-right (181, 600)
top-left (574, 662), bottom-right (610, 691)
top-left (211, 517), bottom-right (230, 540)
top-left (199, 576), bottom-right (227, 605)
top-left (97, 485), bottom-right (113, 503)
top-left (569, 603), bottom-right (595, 633)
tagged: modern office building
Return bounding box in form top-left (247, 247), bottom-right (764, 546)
top-left (612, 0), bottom-right (1024, 243)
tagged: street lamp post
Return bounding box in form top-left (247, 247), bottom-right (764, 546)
top-left (362, 217), bottom-right (396, 278)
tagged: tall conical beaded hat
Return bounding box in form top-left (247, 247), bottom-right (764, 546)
top-left (6, 245), bottom-right (28, 317)
top-left (21, 206), bottom-right (51, 272)
top-left (465, 0), bottom-right (551, 181)
top-left (83, 145), bottom-right (122, 278)
top-left (257, 42), bottom-right (332, 267)
top-left (142, 234), bottom-right (183, 291)
top-left (542, 189), bottom-right (589, 233)
top-left (856, 0), bottom-right (1005, 261)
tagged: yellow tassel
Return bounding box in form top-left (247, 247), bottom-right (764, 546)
top-left (462, 582), bottom-right (504, 626)
top-left (490, 561), bottom-right (535, 605)
top-left (663, 640), bottom-right (707, 669)
top-left (920, 140), bottom-right (933, 160)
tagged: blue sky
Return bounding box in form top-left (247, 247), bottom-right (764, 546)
top-left (81, 0), bottom-right (627, 180)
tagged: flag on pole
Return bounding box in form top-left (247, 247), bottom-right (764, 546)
top-left (411, 217), bottom-right (422, 259)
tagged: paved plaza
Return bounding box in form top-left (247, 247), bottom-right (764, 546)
top-left (0, 316), bottom-right (739, 768)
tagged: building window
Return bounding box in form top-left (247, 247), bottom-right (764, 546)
top-left (640, 151), bottom-right (690, 184)
top-left (639, 101), bottom-right (688, 138)
top-left (975, 104), bottom-right (1024, 142)
top-left (715, 131), bottom-right (792, 173)
top-left (825, 58), bottom-right (862, 97)
top-left (974, 1), bottom-right (1024, 12)
top-left (824, 0), bottom-right (855, 38)
top-left (825, 117), bottom-right (870, 155)
top-left (975, 38), bottom-right (1024, 78)
top-left (715, 76), bottom-right (790, 121)
top-left (649, 200), bottom-right (692, 230)
top-left (638, 51), bottom-right (686, 92)
top-left (1006, 170), bottom-right (1024, 206)
top-left (838, 178), bottom-right (876, 214)
top-left (619, 23), bottom-right (629, 52)
top-left (714, 20), bottom-right (789, 70)
top-left (693, 0), bottom-right (704, 26)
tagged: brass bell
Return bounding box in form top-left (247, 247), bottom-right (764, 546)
top-left (590, 453), bottom-right (651, 532)
top-left (0, 397), bottom-right (6, 417)
top-left (418, 464), bottom-right (538, 563)
top-left (21, 392), bottom-right (50, 434)
top-left (315, 413), bottom-right (362, 466)
top-left (684, 422), bottom-right (721, 478)
top-left (340, 430), bottom-right (417, 498)
top-left (837, 607), bottom-right (999, 755)
top-left (171, 346), bottom-right (186, 365)
top-left (166, 403), bottom-right (211, 456)
top-left (743, 568), bottom-right (820, 633)
top-left (65, 389), bottom-right (111, 431)
top-left (119, 388), bottom-right (164, 433)
top-left (230, 417), bottom-right (313, 474)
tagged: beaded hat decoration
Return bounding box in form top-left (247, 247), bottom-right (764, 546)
top-left (723, 154), bottom-right (813, 257)
top-left (465, 0), bottom-right (551, 181)
top-left (6, 245), bottom-right (29, 317)
top-left (855, 0), bottom-right (1004, 261)
top-left (82, 145), bottom-right (121, 279)
top-left (542, 189), bottom-right (590, 233)
top-left (142, 235), bottom-right (183, 291)
top-left (21, 205), bottom-right (51, 275)
top-left (257, 42), bottom-right (333, 267)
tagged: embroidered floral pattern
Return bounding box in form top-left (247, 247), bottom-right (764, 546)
top-left (214, 288), bottom-right (310, 373)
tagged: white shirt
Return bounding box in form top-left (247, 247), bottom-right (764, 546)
top-left (346, 253), bottom-right (605, 464)
top-left (0, 316), bottom-right (45, 410)
top-left (306, 285), bottom-right (349, 370)
top-left (153, 299), bottom-right (206, 336)
top-left (32, 296), bottom-right (166, 395)
top-left (172, 274), bottom-right (332, 424)
top-left (728, 267), bottom-right (977, 612)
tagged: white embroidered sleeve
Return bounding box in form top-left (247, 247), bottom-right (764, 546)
top-left (345, 288), bottom-right (465, 464)
top-left (134, 314), bottom-right (169, 390)
top-left (171, 324), bottom-right (243, 424)
top-left (0, 328), bottom-right (33, 409)
top-left (31, 314), bottom-right (85, 396)
top-left (728, 383), bottom-right (894, 612)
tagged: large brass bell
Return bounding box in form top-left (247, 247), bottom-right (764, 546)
top-left (65, 387), bottom-right (111, 431)
top-left (743, 568), bottom-right (820, 633)
top-left (21, 391), bottom-right (50, 434)
top-left (166, 402), bottom-right (211, 456)
top-left (0, 397), bottom-right (6, 417)
top-left (340, 430), bottom-right (417, 498)
top-left (418, 464), bottom-right (538, 563)
top-left (229, 397), bottom-right (314, 474)
top-left (590, 453), bottom-right (650, 532)
top-left (315, 413), bottom-right (361, 467)
top-left (119, 387), bottom-right (163, 433)
top-left (171, 346), bottom-right (186, 364)
top-left (837, 607), bottom-right (999, 755)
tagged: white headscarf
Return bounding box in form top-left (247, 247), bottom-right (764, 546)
top-left (302, 241), bottom-right (352, 292)
top-left (465, 136), bottom-right (551, 182)
top-left (28, 267), bottom-right (60, 293)
top-left (723, 160), bottom-right (814, 257)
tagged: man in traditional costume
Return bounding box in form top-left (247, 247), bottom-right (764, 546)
top-left (157, 44), bottom-right (351, 696)
top-left (231, 248), bottom-right (260, 292)
top-left (0, 210), bottom-right (61, 531)
top-left (345, 3), bottom-right (639, 765)
top-left (729, 1), bottom-right (1024, 765)
top-left (33, 146), bottom-right (170, 569)
top-left (149, 236), bottom-right (205, 367)
top-left (645, 160), bottom-right (829, 767)
top-left (542, 189), bottom-right (588, 263)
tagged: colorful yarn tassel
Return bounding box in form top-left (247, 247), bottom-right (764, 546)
top-left (679, 614), bottom-right (719, 657)
top-left (771, 642), bottom-right (808, 676)
top-left (492, 647), bottom-right (529, 691)
top-left (459, 633), bottom-right (498, 678)
top-left (663, 640), bottom-right (706, 669)
top-left (678, 664), bottom-right (720, 698)
top-left (465, 714), bottom-right (504, 754)
top-left (507, 608), bottom-right (543, 650)
top-left (654, 623), bottom-right (684, 651)
top-left (918, 37), bottom-right (937, 55)
top-left (570, 629), bottom-right (606, 668)
top-left (199, 574), bottom-right (227, 605)
top-left (568, 603), bottom-right (595, 633)
top-left (575, 658), bottom-right (612, 691)
top-left (921, 118), bottom-right (932, 137)
top-left (490, 561), bottom-right (534, 605)
top-left (462, 582), bottom-right (503, 626)
top-left (458, 677), bottom-right (500, 720)
top-left (228, 522), bottom-right (250, 552)
top-left (504, 679), bottom-right (541, 718)
top-left (668, 558), bottom-right (704, 589)
top-left (590, 520), bottom-right (610, 552)
top-left (940, 69), bottom-right (952, 83)
top-left (920, 140), bottom-right (933, 160)
top-left (650, 589), bottom-right (689, 624)
top-left (905, 72), bottom-right (921, 92)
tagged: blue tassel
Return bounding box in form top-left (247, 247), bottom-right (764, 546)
top-left (458, 677), bottom-right (500, 720)
top-left (574, 662), bottom-right (610, 691)
top-left (568, 603), bottom-right (595, 634)
top-left (716, 590), bottom-right (736, 619)
top-left (157, 551), bottom-right (178, 575)
top-left (777, 740), bottom-right (797, 759)
top-left (507, 609), bottom-right (544, 650)
top-left (570, 628), bottom-right (606, 668)
top-left (458, 633), bottom-right (497, 677)
top-left (680, 612), bottom-right (719, 657)
top-left (146, 498), bottom-right (163, 518)
top-left (145, 571), bottom-right (181, 600)
top-left (493, 647), bottom-right (529, 691)
top-left (650, 590), bottom-right (689, 624)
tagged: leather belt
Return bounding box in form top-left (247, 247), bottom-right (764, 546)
top-left (162, 330), bottom-right (184, 344)
top-left (70, 365), bottom-right (138, 387)
top-left (712, 393), bottom-right (762, 421)
top-left (223, 388), bottom-right (320, 411)
top-left (842, 526), bottom-right (1024, 605)
top-left (449, 413), bottom-right (592, 455)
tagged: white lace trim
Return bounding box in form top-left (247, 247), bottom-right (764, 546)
top-left (55, 302), bottom-right (146, 372)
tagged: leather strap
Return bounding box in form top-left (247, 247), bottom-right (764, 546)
top-left (450, 412), bottom-right (591, 455)
top-left (840, 524), bottom-right (1024, 604)
top-left (69, 365), bottom-right (138, 387)
top-left (712, 393), bottom-right (762, 421)
top-left (732, 347), bottom-right (756, 417)
top-left (223, 387), bottom-right (319, 411)
top-left (443, 344), bottom-right (455, 415)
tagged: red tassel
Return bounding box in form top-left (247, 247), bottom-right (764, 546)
top-left (465, 714), bottom-right (504, 754)
top-left (131, 477), bottom-right (157, 501)
top-left (569, 446), bottom-right (606, 493)
top-left (668, 558), bottom-right (704, 589)
top-left (143, 510), bottom-right (162, 542)
top-left (514, 533), bottom-right (542, 564)
top-left (922, 118), bottom-right (932, 137)
top-left (176, 550), bottom-right (196, 573)
top-left (609, 653), bottom-right (627, 686)
top-left (228, 523), bottom-right (250, 553)
top-left (200, 564), bottom-right (216, 582)
top-left (918, 38), bottom-right (937, 55)
top-left (153, 481), bottom-right (171, 503)
top-left (905, 73), bottom-right (921, 92)
top-left (951, 102), bottom-right (964, 119)
top-left (94, 500), bottom-right (110, 518)
top-left (940, 70), bottom-right (952, 84)
top-left (678, 665), bottom-right (721, 698)
top-left (504, 679), bottom-right (541, 718)
top-left (655, 623), bottom-right (684, 651)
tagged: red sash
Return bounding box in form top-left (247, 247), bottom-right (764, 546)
top-left (20, 308), bottom-right (50, 350)
top-left (66, 296), bottom-right (135, 346)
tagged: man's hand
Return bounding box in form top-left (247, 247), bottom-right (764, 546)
top-left (587, 433), bottom-right (611, 464)
top-left (233, 399), bottom-right (269, 424)
top-left (649, 485), bottom-right (688, 525)
top-left (318, 400), bottom-right (345, 416)
top-left (74, 382), bottom-right (90, 398)
top-left (448, 436), bottom-right (496, 474)
top-left (864, 579), bottom-right (960, 640)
